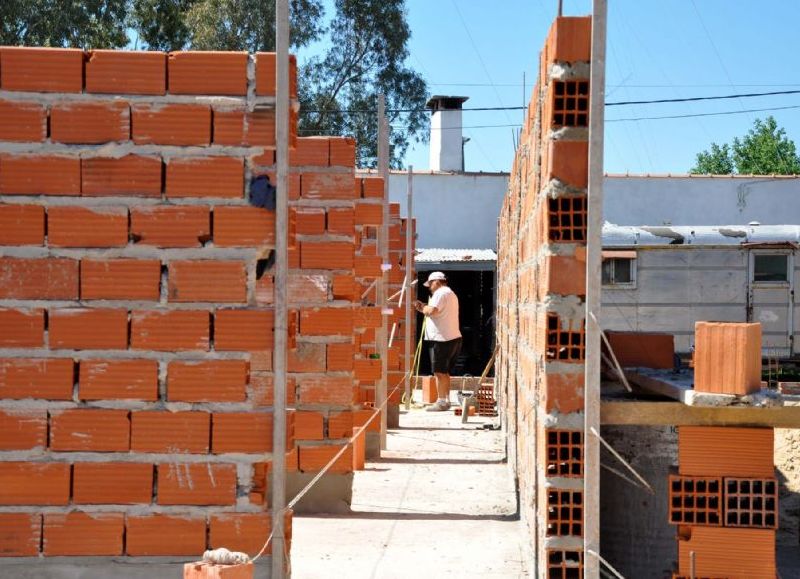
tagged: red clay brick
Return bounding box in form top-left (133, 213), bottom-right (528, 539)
top-left (284, 274), bottom-right (329, 304)
top-left (299, 445), bottom-right (352, 474)
top-left (602, 331), bottom-right (674, 370)
top-left (354, 254), bottom-right (382, 277)
top-left (0, 462), bottom-right (70, 505)
top-left (208, 513), bottom-right (269, 557)
top-left (676, 526), bottom-right (775, 579)
top-left (353, 408), bottom-right (380, 433)
top-left (212, 412), bottom-right (272, 453)
top-left (288, 342), bottom-right (327, 373)
top-left (289, 138), bottom-right (329, 166)
top-left (543, 254), bottom-right (586, 296)
top-left (167, 360), bottom-right (248, 403)
top-left (354, 306), bottom-right (382, 329)
top-left (327, 207), bottom-right (355, 235)
top-left (300, 307), bottom-right (354, 336)
top-left (82, 155), bottom-right (163, 197)
top-left (355, 203), bottom-right (383, 226)
top-left (86, 50), bottom-right (166, 95)
top-left (328, 411), bottom-right (353, 439)
top-left (549, 16), bottom-right (592, 63)
top-left (130, 205), bottom-right (210, 248)
top-left (132, 103), bottom-right (211, 145)
top-left (157, 463), bottom-right (237, 505)
top-left (48, 206), bottom-right (128, 247)
top-left (0, 47), bottom-right (83, 93)
top-left (0, 513), bottom-right (41, 556)
top-left (50, 408), bottom-right (130, 452)
top-left (168, 260), bottom-right (246, 303)
top-left (294, 207), bottom-right (326, 235)
top-left (255, 52), bottom-right (297, 97)
top-left (0, 101), bottom-right (47, 142)
top-left (215, 309), bottom-right (274, 351)
top-left (131, 411), bottom-right (210, 454)
top-left (50, 102), bottom-right (130, 144)
top-left (295, 411), bottom-right (324, 440)
top-left (0, 410), bottom-right (47, 450)
top-left (80, 259), bottom-right (161, 301)
top-left (168, 51), bottom-right (248, 96)
top-left (329, 137), bottom-right (356, 167)
top-left (332, 274), bottom-right (359, 300)
top-left (0, 155), bottom-right (81, 195)
top-left (130, 310), bottom-right (210, 351)
top-left (78, 359), bottom-right (158, 401)
top-left (0, 204), bottom-right (45, 245)
top-left (327, 343), bottom-right (354, 371)
top-left (49, 309), bottom-right (129, 350)
top-left (213, 109), bottom-right (276, 147)
top-left (0, 358), bottom-right (74, 400)
top-left (297, 375), bottom-right (355, 406)
top-left (251, 374), bottom-right (297, 407)
top-left (548, 140), bottom-right (588, 188)
top-left (166, 157), bottom-right (244, 198)
top-left (543, 371), bottom-right (585, 414)
top-left (213, 205), bottom-right (275, 246)
top-left (126, 515), bottom-right (207, 556)
top-left (361, 177), bottom-right (384, 199)
top-left (43, 512), bottom-right (124, 556)
top-left (0, 308), bottom-right (44, 347)
top-left (302, 173), bottom-right (358, 199)
top-left (354, 358), bottom-right (381, 382)
top-left (300, 241), bottom-right (355, 270)
top-left (73, 463), bottom-right (153, 504)
top-left (679, 426), bottom-right (774, 478)
top-left (694, 322), bottom-right (762, 395)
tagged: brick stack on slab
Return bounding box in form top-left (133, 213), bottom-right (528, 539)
top-left (0, 46), bottom-right (307, 567)
top-left (669, 322), bottom-right (775, 578)
top-left (495, 16), bottom-right (592, 573)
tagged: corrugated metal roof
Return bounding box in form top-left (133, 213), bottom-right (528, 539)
top-left (415, 248), bottom-right (497, 263)
top-left (603, 223), bottom-right (800, 247)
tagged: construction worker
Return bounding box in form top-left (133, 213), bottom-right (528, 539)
top-left (414, 271), bottom-right (462, 411)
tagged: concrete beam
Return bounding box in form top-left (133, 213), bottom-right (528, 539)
top-left (601, 400), bottom-right (800, 427)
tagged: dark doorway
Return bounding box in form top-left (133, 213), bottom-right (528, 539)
top-left (415, 269), bottom-right (495, 377)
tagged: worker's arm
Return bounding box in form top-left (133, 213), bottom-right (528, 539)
top-left (414, 300), bottom-right (438, 316)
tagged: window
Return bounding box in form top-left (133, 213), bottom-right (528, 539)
top-left (753, 254), bottom-right (788, 283)
top-left (602, 253), bottom-right (636, 288)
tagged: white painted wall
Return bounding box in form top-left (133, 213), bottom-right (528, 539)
top-left (388, 171), bottom-right (508, 249)
top-left (387, 173), bottom-right (800, 249)
top-left (429, 108), bottom-right (464, 172)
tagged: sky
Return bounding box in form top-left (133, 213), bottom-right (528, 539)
top-left (327, 0), bottom-right (800, 175)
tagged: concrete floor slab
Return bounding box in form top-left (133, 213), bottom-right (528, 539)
top-left (289, 406), bottom-right (531, 578)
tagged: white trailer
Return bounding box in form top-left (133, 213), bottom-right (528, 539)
top-left (600, 224), bottom-right (800, 357)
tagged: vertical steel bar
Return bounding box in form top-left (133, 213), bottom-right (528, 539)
top-left (271, 0), bottom-right (290, 576)
top-left (585, 1), bottom-right (607, 577)
top-left (404, 166), bottom-right (414, 410)
top-left (377, 95), bottom-right (389, 448)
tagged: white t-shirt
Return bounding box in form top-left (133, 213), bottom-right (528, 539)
top-left (424, 286), bottom-right (462, 342)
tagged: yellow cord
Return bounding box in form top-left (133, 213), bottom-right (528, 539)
top-left (401, 317), bottom-right (427, 406)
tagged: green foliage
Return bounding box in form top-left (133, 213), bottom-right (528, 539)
top-left (298, 0), bottom-right (428, 167)
top-left (0, 0), bottom-right (129, 48)
top-left (130, 0), bottom-right (195, 51)
top-left (691, 116), bottom-right (800, 175)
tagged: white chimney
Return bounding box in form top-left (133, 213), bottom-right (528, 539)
top-left (427, 95), bottom-right (468, 172)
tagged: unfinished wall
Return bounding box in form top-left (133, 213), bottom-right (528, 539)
top-left (0, 45), bottom-right (387, 572)
top-left (496, 16), bottom-right (591, 577)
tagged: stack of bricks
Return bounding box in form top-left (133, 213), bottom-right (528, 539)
top-left (0, 44), bottom-right (366, 568)
top-left (494, 16), bottom-right (592, 576)
top-left (670, 322), bottom-right (775, 578)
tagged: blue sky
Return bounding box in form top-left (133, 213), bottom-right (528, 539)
top-left (322, 0), bottom-right (800, 174)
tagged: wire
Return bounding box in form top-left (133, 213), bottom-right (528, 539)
top-left (608, 103), bottom-right (800, 123)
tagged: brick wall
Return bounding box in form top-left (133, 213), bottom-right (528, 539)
top-left (495, 17), bottom-right (591, 575)
top-left (0, 45), bottom-right (381, 564)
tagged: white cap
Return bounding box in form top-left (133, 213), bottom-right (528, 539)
top-left (423, 271), bottom-right (447, 287)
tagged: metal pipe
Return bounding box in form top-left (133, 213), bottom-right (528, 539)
top-left (585, 1), bottom-right (607, 577)
top-left (405, 166), bottom-right (414, 410)
top-left (270, 1), bottom-right (290, 577)
top-left (377, 94), bottom-right (389, 449)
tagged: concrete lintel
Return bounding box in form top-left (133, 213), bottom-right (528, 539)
top-left (544, 477), bottom-right (584, 491)
top-left (601, 400), bottom-right (800, 427)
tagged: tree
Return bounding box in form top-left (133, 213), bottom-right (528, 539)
top-left (0, 0), bottom-right (129, 48)
top-left (691, 116), bottom-right (800, 175)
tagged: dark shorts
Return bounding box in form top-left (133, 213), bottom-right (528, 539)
top-left (428, 337), bottom-right (462, 374)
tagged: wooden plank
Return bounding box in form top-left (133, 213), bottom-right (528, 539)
top-left (601, 400), bottom-right (800, 427)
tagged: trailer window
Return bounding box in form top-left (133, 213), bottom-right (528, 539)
top-left (753, 254), bottom-right (788, 282)
top-left (602, 257), bottom-right (636, 287)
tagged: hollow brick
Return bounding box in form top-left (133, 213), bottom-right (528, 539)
top-left (0, 47), bottom-right (83, 93)
top-left (0, 204), bottom-right (45, 245)
top-left (130, 411), bottom-right (210, 454)
top-left (78, 359), bottom-right (159, 401)
top-left (132, 103), bottom-right (211, 146)
top-left (130, 205), bottom-right (210, 248)
top-left (49, 408), bottom-right (130, 452)
top-left (86, 50), bottom-right (166, 95)
top-left (157, 463), bottom-right (236, 505)
top-left (72, 463), bottom-right (153, 504)
top-left (48, 206), bottom-right (128, 248)
top-left (0, 101), bottom-right (47, 142)
top-left (0, 308), bottom-right (44, 347)
top-left (0, 155), bottom-right (81, 196)
top-left (0, 462), bottom-right (70, 505)
top-left (49, 308), bottom-right (129, 350)
top-left (80, 259), bottom-right (161, 301)
top-left (50, 101), bottom-right (130, 144)
top-left (43, 512), bottom-right (124, 556)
